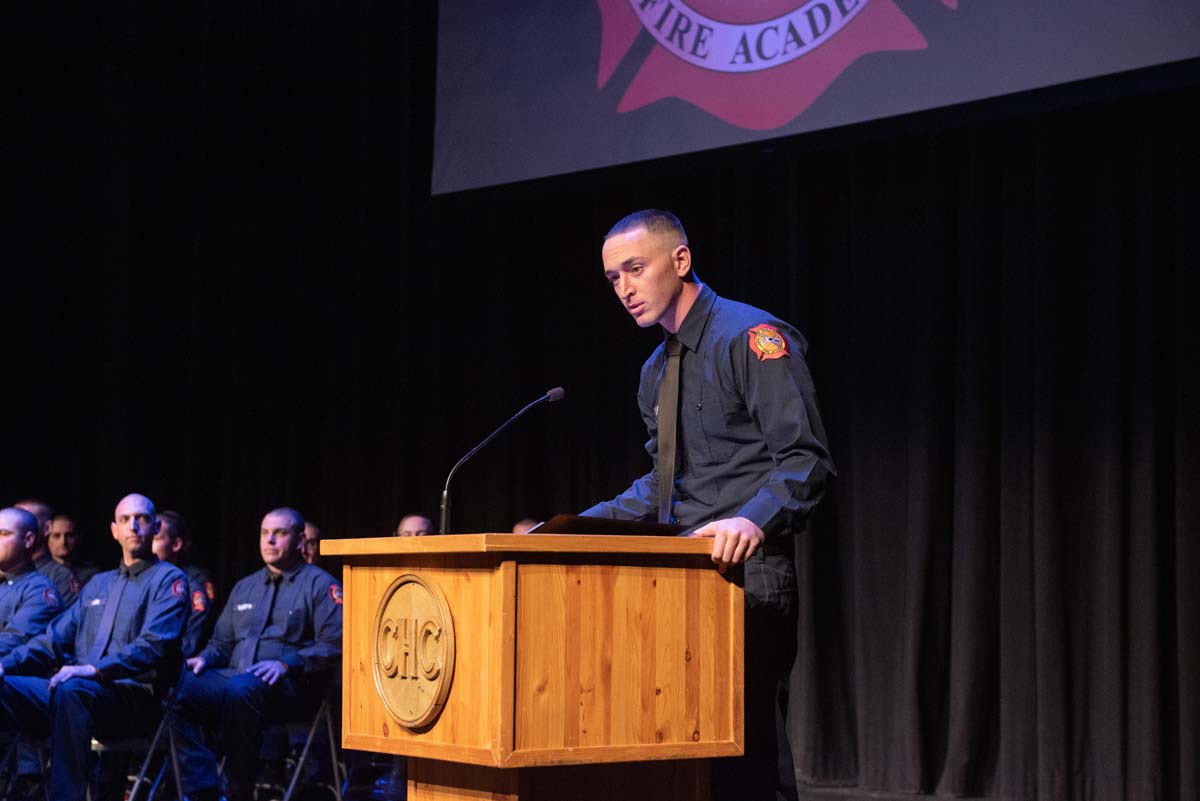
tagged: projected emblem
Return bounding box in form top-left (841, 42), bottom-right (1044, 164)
top-left (596, 0), bottom-right (958, 130)
top-left (373, 574), bottom-right (456, 729)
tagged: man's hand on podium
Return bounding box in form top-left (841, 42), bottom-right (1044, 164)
top-left (691, 516), bottom-right (764, 574)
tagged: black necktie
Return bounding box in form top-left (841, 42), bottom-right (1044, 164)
top-left (657, 336), bottom-right (682, 524)
top-left (85, 573), bottom-right (129, 664)
top-left (244, 573), bottom-right (282, 666)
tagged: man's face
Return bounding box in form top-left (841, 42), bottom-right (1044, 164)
top-left (48, 518), bottom-right (80, 560)
top-left (300, 524), bottom-right (321, 564)
top-left (0, 510), bottom-right (36, 573)
top-left (110, 495), bottom-right (158, 563)
top-left (602, 226), bottom-right (691, 330)
top-left (260, 513), bottom-right (303, 570)
top-left (152, 518), bottom-right (185, 564)
top-left (396, 516), bottom-right (434, 537)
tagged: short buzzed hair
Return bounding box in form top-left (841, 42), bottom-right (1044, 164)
top-left (605, 209), bottom-right (689, 248)
top-left (159, 510), bottom-right (191, 543)
top-left (15, 498), bottom-right (53, 525)
top-left (2, 507), bottom-right (39, 536)
top-left (263, 507), bottom-right (305, 533)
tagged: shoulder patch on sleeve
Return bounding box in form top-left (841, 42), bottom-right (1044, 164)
top-left (329, 584), bottom-right (343, 605)
top-left (204, 581), bottom-right (216, 600)
top-left (747, 324), bottom-right (789, 361)
top-left (172, 578), bottom-right (186, 598)
top-left (45, 587), bottom-right (60, 608)
top-left (192, 590), bottom-right (207, 612)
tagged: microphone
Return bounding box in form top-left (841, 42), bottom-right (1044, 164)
top-left (439, 387), bottom-right (566, 534)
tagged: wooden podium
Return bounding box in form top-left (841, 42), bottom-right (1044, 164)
top-left (322, 533), bottom-right (744, 801)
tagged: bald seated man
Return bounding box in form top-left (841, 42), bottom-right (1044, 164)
top-left (15, 499), bottom-right (78, 605)
top-left (394, 514), bottom-right (434, 537)
top-left (0, 508), bottom-right (63, 658)
top-left (172, 507), bottom-right (343, 801)
top-left (0, 494), bottom-right (189, 801)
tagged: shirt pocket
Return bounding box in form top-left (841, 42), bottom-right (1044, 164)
top-left (692, 387), bottom-right (741, 465)
top-left (284, 604), bottom-right (308, 640)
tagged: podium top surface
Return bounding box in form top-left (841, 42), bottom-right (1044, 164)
top-left (321, 533), bottom-right (716, 557)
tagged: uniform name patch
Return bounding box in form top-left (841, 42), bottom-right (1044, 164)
top-left (329, 584), bottom-right (343, 605)
top-left (747, 324), bottom-right (789, 361)
top-left (237, 603), bottom-right (254, 612)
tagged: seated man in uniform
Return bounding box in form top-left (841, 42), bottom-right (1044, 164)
top-left (173, 507), bottom-right (343, 801)
top-left (152, 511), bottom-right (217, 657)
top-left (48, 513), bottom-right (101, 589)
top-left (300, 521), bottom-right (322, 566)
top-left (0, 507), bottom-right (63, 657)
top-left (14, 499), bottom-right (78, 605)
top-left (0, 493), bottom-right (189, 801)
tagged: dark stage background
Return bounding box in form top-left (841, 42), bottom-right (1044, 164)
top-left (8, 4), bottom-right (1198, 801)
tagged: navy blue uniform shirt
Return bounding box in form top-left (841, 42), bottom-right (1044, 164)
top-left (35, 555), bottom-right (78, 606)
top-left (198, 561), bottom-right (342, 674)
top-left (583, 284), bottom-right (835, 611)
top-left (1, 557), bottom-right (189, 689)
top-left (180, 561), bottom-right (217, 658)
top-left (0, 562), bottom-right (63, 657)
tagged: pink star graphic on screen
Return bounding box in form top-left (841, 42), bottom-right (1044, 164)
top-left (596, 0), bottom-right (957, 130)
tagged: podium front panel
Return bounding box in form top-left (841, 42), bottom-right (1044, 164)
top-left (329, 535), bottom-right (743, 768)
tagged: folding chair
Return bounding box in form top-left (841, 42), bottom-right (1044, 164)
top-left (89, 686), bottom-right (183, 801)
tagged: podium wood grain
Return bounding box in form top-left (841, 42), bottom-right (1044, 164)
top-left (325, 534), bottom-right (741, 799)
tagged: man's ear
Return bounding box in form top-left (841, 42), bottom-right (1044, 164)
top-left (111, 521), bottom-right (120, 543)
top-left (23, 530), bottom-right (37, 550)
top-left (171, 537), bottom-right (185, 555)
top-left (673, 244), bottom-right (692, 278)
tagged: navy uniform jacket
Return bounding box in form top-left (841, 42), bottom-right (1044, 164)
top-left (0, 563), bottom-right (63, 658)
top-left (1, 557), bottom-right (189, 692)
top-left (181, 561), bottom-right (217, 658)
top-left (35, 555), bottom-right (78, 606)
top-left (68, 561), bottom-right (103, 589)
top-left (197, 561), bottom-right (341, 675)
top-left (583, 284), bottom-right (835, 612)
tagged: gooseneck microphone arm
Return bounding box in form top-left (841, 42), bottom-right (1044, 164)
top-left (439, 387), bottom-right (566, 535)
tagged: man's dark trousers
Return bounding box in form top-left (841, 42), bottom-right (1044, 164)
top-left (0, 675), bottom-right (162, 801)
top-left (174, 668), bottom-right (324, 798)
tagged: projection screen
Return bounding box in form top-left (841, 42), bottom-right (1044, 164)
top-left (432, 1), bottom-right (1200, 194)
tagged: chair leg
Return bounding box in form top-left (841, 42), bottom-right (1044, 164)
top-left (128, 711), bottom-right (173, 801)
top-left (322, 704), bottom-right (342, 801)
top-left (281, 701), bottom-right (328, 801)
top-left (167, 723), bottom-right (185, 801)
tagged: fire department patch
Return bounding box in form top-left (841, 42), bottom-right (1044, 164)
top-left (192, 590), bottom-right (207, 612)
top-left (204, 581), bottom-right (216, 600)
top-left (172, 579), bottom-right (186, 598)
top-left (45, 588), bottom-right (59, 608)
top-left (329, 584), bottom-right (343, 605)
top-left (748, 324), bottom-right (789, 361)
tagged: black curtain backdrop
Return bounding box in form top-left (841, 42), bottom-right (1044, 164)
top-left (8, 4), bottom-right (1197, 801)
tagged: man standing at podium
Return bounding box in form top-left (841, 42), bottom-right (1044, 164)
top-left (581, 209), bottom-right (835, 801)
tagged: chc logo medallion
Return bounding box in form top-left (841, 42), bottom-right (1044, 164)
top-left (372, 574), bottom-right (456, 729)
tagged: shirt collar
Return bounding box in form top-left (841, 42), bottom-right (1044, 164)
top-left (263, 560), bottom-right (304, 584)
top-left (119, 555), bottom-right (159, 579)
top-left (671, 283), bottom-right (716, 354)
top-left (0, 561), bottom-right (36, 582)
